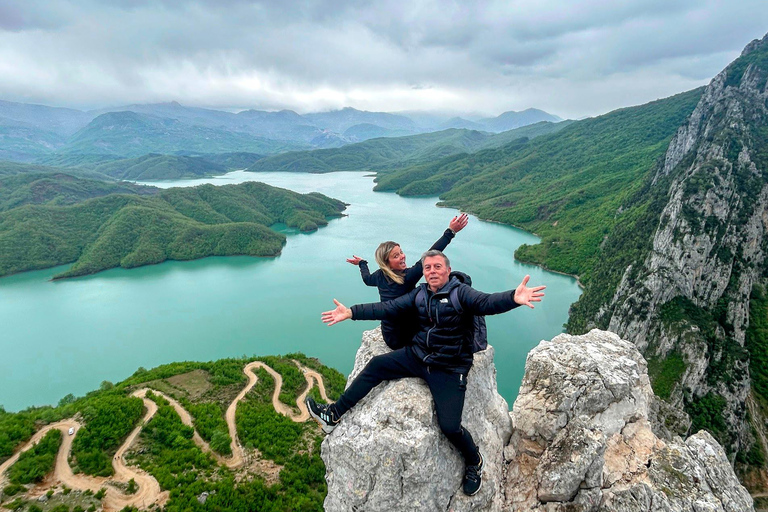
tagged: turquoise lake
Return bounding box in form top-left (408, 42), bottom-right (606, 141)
top-left (0, 171), bottom-right (581, 412)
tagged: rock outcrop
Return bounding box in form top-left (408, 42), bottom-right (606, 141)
top-left (587, 33), bottom-right (768, 456)
top-left (322, 328), bottom-right (753, 511)
top-left (505, 330), bottom-right (753, 511)
top-left (321, 326), bottom-right (512, 511)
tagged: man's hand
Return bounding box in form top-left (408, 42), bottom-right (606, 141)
top-left (514, 275), bottom-right (546, 308)
top-left (449, 213), bottom-right (469, 234)
top-left (346, 255), bottom-right (364, 265)
top-left (322, 299), bottom-right (353, 326)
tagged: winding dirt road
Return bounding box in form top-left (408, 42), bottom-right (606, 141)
top-left (0, 360), bottom-right (330, 511)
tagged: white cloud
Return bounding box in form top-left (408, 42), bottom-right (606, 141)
top-left (0, 0), bottom-right (766, 117)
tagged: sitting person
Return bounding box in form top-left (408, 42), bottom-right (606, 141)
top-left (308, 249), bottom-right (545, 496)
top-left (346, 213), bottom-right (468, 349)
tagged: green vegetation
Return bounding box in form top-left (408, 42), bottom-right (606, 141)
top-left (134, 392), bottom-right (215, 491)
top-left (235, 368), bottom-right (307, 464)
top-left (0, 353), bottom-right (336, 511)
top-left (687, 393), bottom-right (729, 448)
top-left (90, 154), bottom-right (227, 180)
top-left (0, 172), bottom-right (157, 212)
top-left (3, 483), bottom-right (25, 496)
top-left (0, 410), bottom-right (37, 463)
top-left (375, 89), bottom-right (703, 286)
top-left (0, 174), bottom-right (345, 279)
top-left (646, 351), bottom-right (687, 401)
top-left (183, 401), bottom-right (231, 456)
top-left (249, 122), bottom-right (569, 174)
top-left (7, 429), bottom-right (61, 484)
top-left (288, 353), bottom-right (347, 401)
top-left (195, 152), bottom-right (265, 171)
top-left (257, 357), bottom-right (306, 410)
top-left (747, 285), bottom-right (768, 402)
top-left (658, 296), bottom-right (749, 390)
top-left (71, 394), bottom-right (145, 476)
top-left (725, 38), bottom-right (768, 88)
top-left (34, 153), bottom-right (123, 169)
top-left (59, 111), bottom-right (308, 158)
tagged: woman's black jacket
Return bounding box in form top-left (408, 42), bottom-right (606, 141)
top-left (350, 276), bottom-right (520, 373)
top-left (357, 228), bottom-right (455, 301)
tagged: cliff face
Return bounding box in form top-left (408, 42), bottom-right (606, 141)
top-left (321, 328), bottom-right (752, 511)
top-left (594, 34), bottom-right (768, 454)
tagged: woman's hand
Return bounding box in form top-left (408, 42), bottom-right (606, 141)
top-left (322, 299), bottom-right (353, 326)
top-left (449, 213), bottom-right (469, 234)
top-left (346, 255), bottom-right (364, 265)
top-left (513, 275), bottom-right (546, 308)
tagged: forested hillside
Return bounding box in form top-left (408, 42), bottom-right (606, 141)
top-left (0, 354), bottom-right (345, 512)
top-left (248, 121), bottom-right (570, 174)
top-left (90, 154), bottom-right (227, 180)
top-left (0, 172), bottom-right (345, 279)
top-left (374, 88), bottom-right (703, 285)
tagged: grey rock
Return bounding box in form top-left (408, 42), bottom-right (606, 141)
top-left (504, 330), bottom-right (753, 512)
top-left (322, 326), bottom-right (512, 512)
top-left (600, 34), bottom-right (768, 456)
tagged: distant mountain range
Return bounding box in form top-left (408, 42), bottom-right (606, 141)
top-left (0, 99), bottom-right (563, 163)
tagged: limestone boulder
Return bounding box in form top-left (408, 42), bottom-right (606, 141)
top-left (321, 326), bottom-right (512, 512)
top-left (503, 329), bottom-right (754, 512)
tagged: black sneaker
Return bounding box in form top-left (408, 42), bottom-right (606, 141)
top-left (306, 397), bottom-right (340, 434)
top-left (462, 452), bottom-right (483, 496)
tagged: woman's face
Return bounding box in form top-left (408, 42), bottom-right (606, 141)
top-left (387, 245), bottom-right (407, 271)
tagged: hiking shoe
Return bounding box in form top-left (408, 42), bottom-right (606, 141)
top-left (306, 397), bottom-right (340, 434)
top-left (462, 452), bottom-right (483, 496)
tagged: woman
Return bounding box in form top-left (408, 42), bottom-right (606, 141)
top-left (346, 213), bottom-right (468, 349)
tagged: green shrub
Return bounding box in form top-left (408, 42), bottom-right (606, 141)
top-left (8, 429), bottom-right (61, 484)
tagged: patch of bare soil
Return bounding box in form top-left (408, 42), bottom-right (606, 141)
top-left (166, 370), bottom-right (212, 400)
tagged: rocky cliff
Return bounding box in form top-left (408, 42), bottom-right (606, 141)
top-left (321, 328), bottom-right (752, 511)
top-left (573, 33), bottom-right (768, 461)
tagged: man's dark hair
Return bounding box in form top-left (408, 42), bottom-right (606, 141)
top-left (420, 249), bottom-right (450, 267)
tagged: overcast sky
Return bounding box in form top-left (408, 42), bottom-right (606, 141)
top-left (1, 0), bottom-right (767, 119)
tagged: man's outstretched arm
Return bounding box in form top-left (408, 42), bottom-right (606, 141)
top-left (322, 289), bottom-right (419, 326)
top-left (322, 299), bottom-right (352, 326)
top-left (461, 274), bottom-right (546, 315)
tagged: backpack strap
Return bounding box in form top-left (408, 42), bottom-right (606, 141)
top-left (449, 287), bottom-right (463, 314)
top-left (415, 286), bottom-right (426, 310)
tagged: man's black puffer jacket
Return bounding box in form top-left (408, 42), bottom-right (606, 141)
top-left (350, 276), bottom-right (520, 373)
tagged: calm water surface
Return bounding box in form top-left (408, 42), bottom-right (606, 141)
top-left (0, 171), bottom-right (581, 411)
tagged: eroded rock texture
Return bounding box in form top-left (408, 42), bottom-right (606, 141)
top-left (321, 327), bottom-right (512, 512)
top-left (504, 330), bottom-right (753, 512)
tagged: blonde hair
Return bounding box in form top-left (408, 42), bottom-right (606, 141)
top-left (375, 241), bottom-right (405, 285)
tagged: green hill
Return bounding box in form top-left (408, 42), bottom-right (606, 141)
top-left (0, 174), bottom-right (345, 279)
top-left (0, 172), bottom-right (157, 211)
top-left (0, 117), bottom-right (66, 162)
top-left (0, 354), bottom-right (344, 511)
top-left (373, 88), bottom-right (703, 284)
top-left (91, 153), bottom-right (228, 180)
top-left (60, 111), bottom-right (309, 158)
top-left (194, 151), bottom-right (265, 170)
top-left (248, 122), bottom-right (568, 174)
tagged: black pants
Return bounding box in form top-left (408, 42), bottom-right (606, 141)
top-left (335, 347), bottom-right (480, 465)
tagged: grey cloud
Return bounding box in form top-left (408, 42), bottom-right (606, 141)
top-left (0, 0), bottom-right (766, 117)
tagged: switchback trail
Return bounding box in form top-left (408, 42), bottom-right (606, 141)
top-left (0, 360), bottom-right (331, 511)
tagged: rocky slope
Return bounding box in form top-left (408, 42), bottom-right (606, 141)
top-left (581, 33), bottom-right (768, 457)
top-left (321, 328), bottom-right (751, 511)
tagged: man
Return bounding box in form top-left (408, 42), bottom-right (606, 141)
top-left (307, 250), bottom-right (545, 496)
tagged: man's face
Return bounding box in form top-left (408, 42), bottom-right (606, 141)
top-left (423, 255), bottom-right (450, 291)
